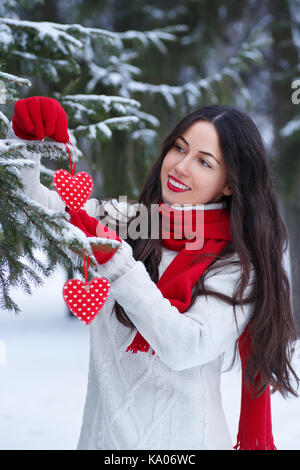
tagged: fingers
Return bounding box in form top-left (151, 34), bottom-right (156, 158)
top-left (13, 99), bottom-right (36, 140)
top-left (40, 97), bottom-right (58, 140)
top-left (77, 209), bottom-right (98, 235)
top-left (12, 96), bottom-right (69, 143)
top-left (54, 100), bottom-right (69, 143)
top-left (26, 96), bottom-right (46, 141)
top-left (68, 209), bottom-right (91, 237)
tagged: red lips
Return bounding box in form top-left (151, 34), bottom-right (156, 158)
top-left (169, 175), bottom-right (190, 188)
top-left (167, 175), bottom-right (191, 193)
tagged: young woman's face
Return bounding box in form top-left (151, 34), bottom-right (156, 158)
top-left (160, 120), bottom-right (232, 205)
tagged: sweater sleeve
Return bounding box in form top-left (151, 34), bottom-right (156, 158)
top-left (105, 254), bottom-right (256, 371)
top-left (6, 121), bottom-right (100, 218)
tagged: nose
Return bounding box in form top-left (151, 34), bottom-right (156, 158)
top-left (175, 155), bottom-right (191, 178)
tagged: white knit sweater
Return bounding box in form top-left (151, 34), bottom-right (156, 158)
top-left (7, 125), bottom-right (256, 450)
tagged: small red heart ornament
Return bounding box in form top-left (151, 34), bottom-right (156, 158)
top-left (63, 277), bottom-right (110, 325)
top-left (53, 169), bottom-right (93, 212)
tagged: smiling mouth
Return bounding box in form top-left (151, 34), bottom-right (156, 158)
top-left (167, 175), bottom-right (191, 192)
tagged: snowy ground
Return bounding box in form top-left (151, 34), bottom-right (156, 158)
top-left (0, 262), bottom-right (299, 450)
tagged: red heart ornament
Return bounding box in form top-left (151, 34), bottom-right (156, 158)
top-left (63, 277), bottom-right (110, 325)
top-left (53, 169), bottom-right (93, 212)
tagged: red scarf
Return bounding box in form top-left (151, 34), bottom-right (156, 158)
top-left (126, 200), bottom-right (277, 450)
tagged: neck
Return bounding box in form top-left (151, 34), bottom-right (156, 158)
top-left (161, 197), bottom-right (227, 211)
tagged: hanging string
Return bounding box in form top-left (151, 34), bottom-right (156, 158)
top-left (64, 141), bottom-right (76, 176)
top-left (82, 249), bottom-right (90, 285)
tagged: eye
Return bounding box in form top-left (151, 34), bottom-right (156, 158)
top-left (174, 143), bottom-right (212, 168)
top-left (174, 143), bottom-right (184, 153)
top-left (199, 158), bottom-right (211, 169)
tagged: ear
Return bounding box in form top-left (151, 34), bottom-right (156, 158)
top-left (223, 185), bottom-right (232, 196)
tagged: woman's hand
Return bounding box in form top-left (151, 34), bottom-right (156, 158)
top-left (66, 207), bottom-right (122, 265)
top-left (12, 96), bottom-right (69, 143)
top-left (66, 207), bottom-right (136, 281)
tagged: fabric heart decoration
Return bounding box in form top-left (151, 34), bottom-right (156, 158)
top-left (44, 105), bottom-right (114, 325)
top-left (54, 169), bottom-right (93, 212)
top-left (63, 277), bottom-right (110, 325)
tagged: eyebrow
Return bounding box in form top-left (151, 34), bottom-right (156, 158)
top-left (177, 135), bottom-right (221, 165)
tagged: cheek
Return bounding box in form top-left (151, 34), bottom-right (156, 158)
top-left (161, 158), bottom-right (169, 178)
top-left (189, 167), bottom-right (216, 191)
top-left (162, 152), bottom-right (176, 172)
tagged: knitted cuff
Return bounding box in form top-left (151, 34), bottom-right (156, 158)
top-left (91, 238), bottom-right (136, 283)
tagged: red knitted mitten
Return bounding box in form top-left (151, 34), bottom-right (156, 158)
top-left (66, 207), bottom-right (121, 265)
top-left (12, 96), bottom-right (69, 143)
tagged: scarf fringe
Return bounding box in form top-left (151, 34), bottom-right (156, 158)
top-left (234, 438), bottom-right (277, 450)
top-left (126, 331), bottom-right (155, 355)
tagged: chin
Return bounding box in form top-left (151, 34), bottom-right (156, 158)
top-left (161, 194), bottom-right (172, 204)
top-left (162, 195), bottom-right (189, 206)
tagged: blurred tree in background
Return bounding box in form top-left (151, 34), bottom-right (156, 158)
top-left (1, 0), bottom-right (267, 197)
top-left (0, 0), bottom-right (299, 331)
top-left (266, 0), bottom-right (300, 333)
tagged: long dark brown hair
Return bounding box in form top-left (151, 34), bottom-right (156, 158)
top-left (99, 104), bottom-right (299, 399)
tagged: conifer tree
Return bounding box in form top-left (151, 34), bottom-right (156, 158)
top-left (0, 2), bottom-right (268, 314)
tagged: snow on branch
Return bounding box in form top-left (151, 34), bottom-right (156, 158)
top-left (63, 22), bottom-right (187, 53)
top-left (131, 128), bottom-right (157, 144)
top-left (0, 18), bottom-right (84, 56)
top-left (117, 25), bottom-right (187, 54)
top-left (0, 112), bottom-right (10, 138)
top-left (75, 116), bottom-right (140, 140)
top-left (86, 58), bottom-right (141, 93)
top-left (11, 50), bottom-right (80, 78)
top-left (62, 93), bottom-right (141, 108)
top-left (53, 22), bottom-right (120, 43)
top-left (14, 190), bottom-right (118, 269)
top-left (126, 31), bottom-right (269, 108)
top-left (26, 140), bottom-right (79, 162)
top-left (61, 94), bottom-right (141, 122)
top-left (125, 107), bottom-right (160, 128)
top-left (0, 158), bottom-right (37, 168)
top-left (0, 139), bottom-right (27, 155)
top-left (0, 70), bottom-right (32, 88)
top-left (0, 17), bottom-right (185, 57)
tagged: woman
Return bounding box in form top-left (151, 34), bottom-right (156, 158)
top-left (7, 100), bottom-right (299, 450)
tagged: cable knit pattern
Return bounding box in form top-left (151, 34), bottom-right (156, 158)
top-left (8, 125), bottom-right (257, 450)
top-left (76, 244), bottom-right (255, 450)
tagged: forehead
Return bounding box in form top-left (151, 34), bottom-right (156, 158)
top-left (183, 120), bottom-right (219, 143)
top-left (180, 121), bottom-right (222, 160)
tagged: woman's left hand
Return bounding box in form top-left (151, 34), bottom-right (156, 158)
top-left (66, 206), bottom-right (137, 280)
top-left (66, 206), bottom-right (121, 265)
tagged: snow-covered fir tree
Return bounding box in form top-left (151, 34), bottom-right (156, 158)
top-left (0, 0), bottom-right (269, 314)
